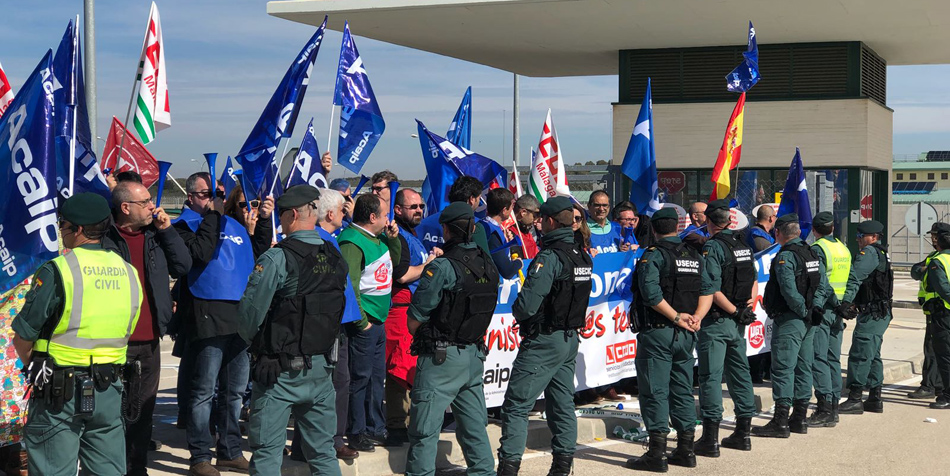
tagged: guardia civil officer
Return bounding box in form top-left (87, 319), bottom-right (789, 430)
top-left (838, 220), bottom-right (894, 414)
top-left (404, 202), bottom-right (500, 476)
top-left (692, 200), bottom-right (758, 457)
top-left (806, 212), bottom-right (850, 427)
top-left (754, 213), bottom-right (830, 438)
top-left (236, 186), bottom-right (349, 476)
top-left (12, 193), bottom-right (144, 476)
top-left (921, 222), bottom-right (950, 409)
top-left (496, 196), bottom-right (593, 476)
top-left (909, 224), bottom-right (945, 400)
top-left (625, 207), bottom-right (701, 472)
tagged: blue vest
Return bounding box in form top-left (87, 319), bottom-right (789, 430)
top-left (747, 224), bottom-right (775, 250)
top-left (416, 213), bottom-right (444, 253)
top-left (397, 225), bottom-right (429, 293)
top-left (316, 227), bottom-right (362, 324)
top-left (589, 221), bottom-right (623, 253)
top-left (174, 208), bottom-right (254, 301)
top-left (481, 219), bottom-right (507, 247)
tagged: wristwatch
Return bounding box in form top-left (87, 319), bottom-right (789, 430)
top-left (673, 313), bottom-right (681, 324)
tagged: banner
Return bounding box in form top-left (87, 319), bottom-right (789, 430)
top-left (621, 78), bottom-right (661, 215)
top-left (287, 118), bottom-right (328, 188)
top-left (334, 22), bottom-right (385, 174)
top-left (528, 109), bottom-right (571, 202)
top-left (133, 1), bottom-right (171, 144)
top-left (101, 116), bottom-right (160, 187)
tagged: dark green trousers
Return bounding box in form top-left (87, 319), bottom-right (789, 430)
top-left (922, 314), bottom-right (943, 390)
top-left (770, 313), bottom-right (814, 406)
top-left (25, 381), bottom-right (125, 476)
top-left (248, 363), bottom-right (340, 476)
top-left (932, 310), bottom-right (950, 396)
top-left (406, 345), bottom-right (493, 476)
top-left (845, 312), bottom-right (891, 390)
top-left (636, 326), bottom-right (696, 433)
top-left (499, 330), bottom-right (579, 460)
top-left (812, 310), bottom-right (845, 399)
top-left (697, 317), bottom-right (756, 420)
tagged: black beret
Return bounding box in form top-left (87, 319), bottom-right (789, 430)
top-left (813, 211), bottom-right (834, 227)
top-left (928, 222), bottom-right (950, 235)
top-left (775, 213), bottom-right (799, 228)
top-left (276, 185), bottom-right (321, 210)
top-left (60, 193), bottom-right (111, 225)
top-left (439, 202), bottom-right (474, 224)
top-left (540, 196), bottom-right (573, 217)
top-left (651, 207), bottom-right (679, 222)
top-left (706, 199), bottom-right (730, 214)
top-left (856, 220), bottom-right (884, 235)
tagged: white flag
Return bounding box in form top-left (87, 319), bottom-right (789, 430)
top-left (528, 109), bottom-right (570, 202)
top-left (132, 1), bottom-right (170, 144)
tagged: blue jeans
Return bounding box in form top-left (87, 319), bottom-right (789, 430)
top-left (347, 322), bottom-right (386, 438)
top-left (186, 334), bottom-right (250, 464)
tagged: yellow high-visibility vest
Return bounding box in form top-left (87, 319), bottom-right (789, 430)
top-left (929, 253), bottom-right (950, 311)
top-left (813, 236), bottom-right (851, 301)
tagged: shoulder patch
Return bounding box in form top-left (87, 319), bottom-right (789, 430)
top-left (425, 269), bottom-right (434, 277)
top-left (35, 278), bottom-right (44, 288)
top-left (778, 260), bottom-right (786, 265)
top-left (702, 250), bottom-right (709, 257)
top-left (859, 251), bottom-right (866, 255)
top-left (533, 261), bottom-right (544, 273)
top-left (254, 264), bottom-right (264, 274)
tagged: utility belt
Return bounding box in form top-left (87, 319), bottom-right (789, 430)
top-left (410, 338), bottom-right (489, 365)
top-left (857, 300), bottom-right (892, 320)
top-left (253, 332), bottom-right (344, 370)
top-left (924, 299), bottom-right (950, 319)
top-left (709, 305), bottom-right (758, 326)
top-left (27, 355), bottom-right (127, 415)
top-left (518, 320), bottom-right (578, 339)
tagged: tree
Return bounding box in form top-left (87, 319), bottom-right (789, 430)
top-left (596, 159), bottom-right (609, 165)
top-left (585, 161), bottom-right (595, 166)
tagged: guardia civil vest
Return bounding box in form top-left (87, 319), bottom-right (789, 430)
top-left (338, 224), bottom-right (393, 322)
top-left (855, 242), bottom-right (894, 309)
top-left (174, 208), bottom-right (254, 301)
top-left (423, 244), bottom-right (500, 344)
top-left (763, 241), bottom-right (821, 317)
top-left (920, 252), bottom-right (940, 314)
top-left (35, 248), bottom-right (143, 366)
top-left (927, 253), bottom-right (950, 310)
top-left (252, 238), bottom-right (348, 357)
top-left (532, 241), bottom-right (594, 330)
top-left (747, 224), bottom-right (775, 251)
top-left (813, 236), bottom-right (852, 301)
top-left (397, 225), bottom-right (428, 294)
top-left (633, 240), bottom-right (701, 327)
top-left (710, 232), bottom-right (755, 313)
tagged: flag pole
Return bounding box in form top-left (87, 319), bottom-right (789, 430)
top-left (116, 11), bottom-right (150, 170)
top-left (325, 103), bottom-right (337, 158)
top-left (165, 171), bottom-right (188, 195)
top-left (68, 14), bottom-right (80, 196)
top-left (268, 139), bottom-right (292, 196)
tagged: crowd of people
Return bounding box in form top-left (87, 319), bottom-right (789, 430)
top-left (7, 158), bottom-right (950, 476)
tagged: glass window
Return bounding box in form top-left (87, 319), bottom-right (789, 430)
top-left (929, 173), bottom-right (935, 180)
top-left (911, 173), bottom-right (917, 180)
top-left (897, 173), bottom-right (903, 180)
top-left (942, 173), bottom-right (948, 180)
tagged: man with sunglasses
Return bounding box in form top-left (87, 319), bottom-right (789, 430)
top-left (102, 181), bottom-right (192, 476)
top-left (509, 194), bottom-right (541, 258)
top-left (172, 172), bottom-right (275, 476)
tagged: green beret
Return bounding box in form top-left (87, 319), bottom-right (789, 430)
top-left (60, 193), bottom-right (111, 225)
top-left (775, 213), bottom-right (799, 228)
top-left (540, 196), bottom-right (573, 217)
top-left (706, 199), bottom-right (730, 214)
top-left (813, 211), bottom-right (834, 227)
top-left (439, 202), bottom-right (474, 224)
top-left (928, 222), bottom-right (950, 235)
top-left (856, 220), bottom-right (883, 235)
top-left (651, 207), bottom-right (679, 222)
top-left (276, 185), bottom-right (321, 210)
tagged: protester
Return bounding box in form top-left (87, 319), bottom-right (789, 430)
top-left (683, 201), bottom-right (709, 252)
top-left (572, 203), bottom-right (593, 255)
top-left (586, 190), bottom-right (623, 253)
top-left (371, 170), bottom-right (398, 210)
top-left (611, 200), bottom-right (639, 251)
top-left (329, 178), bottom-right (354, 228)
top-left (416, 176), bottom-right (491, 253)
top-left (508, 194), bottom-right (542, 258)
top-left (482, 187), bottom-right (524, 279)
top-left (748, 205), bottom-right (776, 252)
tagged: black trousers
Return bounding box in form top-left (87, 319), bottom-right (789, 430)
top-left (923, 316), bottom-right (944, 391)
top-left (125, 340), bottom-right (162, 474)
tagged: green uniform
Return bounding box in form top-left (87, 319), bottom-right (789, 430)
top-left (914, 253), bottom-right (943, 391)
top-left (404, 243), bottom-right (494, 476)
top-left (237, 230), bottom-right (341, 476)
top-left (769, 237), bottom-right (830, 407)
top-left (499, 228), bottom-right (580, 460)
top-left (12, 244), bottom-right (140, 476)
top-left (811, 236), bottom-right (848, 400)
top-left (843, 244), bottom-right (891, 391)
top-left (925, 251), bottom-right (950, 397)
top-left (697, 230), bottom-right (756, 421)
top-left (636, 236), bottom-right (698, 433)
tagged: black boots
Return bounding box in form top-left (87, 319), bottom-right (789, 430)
top-left (930, 393), bottom-right (950, 409)
top-left (806, 395), bottom-right (836, 428)
top-left (721, 417), bottom-right (752, 451)
top-left (839, 387), bottom-right (865, 415)
top-left (496, 458), bottom-right (521, 476)
top-left (625, 431), bottom-right (669, 473)
top-left (546, 454), bottom-right (573, 476)
top-left (863, 386), bottom-right (884, 413)
top-left (788, 400), bottom-right (809, 434)
top-left (751, 404), bottom-right (790, 438)
top-left (832, 398), bottom-right (840, 422)
top-left (694, 419), bottom-right (720, 458)
top-left (668, 430), bottom-right (696, 468)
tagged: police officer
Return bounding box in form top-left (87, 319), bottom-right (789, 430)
top-left (692, 200), bottom-right (757, 457)
top-left (838, 220), bottom-right (894, 414)
top-left (496, 196), bottom-right (592, 476)
top-left (908, 224), bottom-right (944, 400)
top-left (754, 213), bottom-right (830, 438)
top-left (236, 186), bottom-right (349, 476)
top-left (626, 207), bottom-right (701, 472)
top-left (404, 202), bottom-right (499, 476)
top-left (807, 212), bottom-right (850, 427)
top-left (922, 222), bottom-right (950, 409)
top-left (11, 193), bottom-right (143, 476)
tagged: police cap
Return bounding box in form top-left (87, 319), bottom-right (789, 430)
top-left (439, 202), bottom-right (474, 224)
top-left (651, 207), bottom-right (679, 222)
top-left (706, 199), bottom-right (730, 214)
top-left (540, 196), bottom-right (573, 217)
top-left (856, 220), bottom-right (884, 235)
top-left (813, 211), bottom-right (834, 227)
top-left (60, 193), bottom-right (111, 225)
top-left (927, 222), bottom-right (950, 235)
top-left (276, 185), bottom-right (321, 210)
top-left (775, 213), bottom-right (799, 228)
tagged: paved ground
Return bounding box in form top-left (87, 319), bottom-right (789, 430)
top-left (142, 278), bottom-right (940, 475)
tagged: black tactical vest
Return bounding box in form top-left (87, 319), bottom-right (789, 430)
top-left (424, 245), bottom-right (500, 344)
top-left (711, 232), bottom-right (756, 314)
top-left (633, 240), bottom-right (702, 328)
top-left (855, 242), bottom-right (893, 307)
top-left (533, 241), bottom-right (594, 331)
top-left (763, 241), bottom-right (821, 317)
top-left (252, 238), bottom-right (348, 357)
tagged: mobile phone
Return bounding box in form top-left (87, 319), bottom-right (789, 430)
top-left (78, 378), bottom-right (95, 414)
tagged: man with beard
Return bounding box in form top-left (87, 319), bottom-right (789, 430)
top-left (507, 195), bottom-right (541, 258)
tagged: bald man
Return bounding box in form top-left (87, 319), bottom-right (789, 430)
top-left (683, 202), bottom-right (710, 252)
top-left (748, 206), bottom-right (777, 252)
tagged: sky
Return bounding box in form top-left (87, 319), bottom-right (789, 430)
top-left (0, 1), bottom-right (945, 180)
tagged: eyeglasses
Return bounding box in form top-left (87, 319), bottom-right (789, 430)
top-left (573, 216), bottom-right (583, 223)
top-left (190, 190), bottom-right (212, 199)
top-left (591, 203), bottom-right (610, 208)
top-left (398, 203), bottom-right (425, 210)
top-left (239, 200), bottom-right (261, 209)
top-left (125, 198), bottom-right (154, 208)
top-left (371, 185), bottom-right (387, 193)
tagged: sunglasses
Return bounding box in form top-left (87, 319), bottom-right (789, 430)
top-left (399, 203), bottom-right (425, 210)
top-left (190, 190), bottom-right (212, 199)
top-left (573, 216), bottom-right (583, 223)
top-left (239, 200), bottom-right (261, 209)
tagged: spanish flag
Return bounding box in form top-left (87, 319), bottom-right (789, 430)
top-left (709, 93), bottom-right (746, 200)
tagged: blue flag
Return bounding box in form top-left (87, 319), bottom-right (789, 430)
top-left (0, 51), bottom-right (59, 293)
top-left (334, 22), bottom-right (385, 174)
top-left (52, 20), bottom-right (110, 201)
top-left (777, 148), bottom-right (812, 239)
top-left (236, 18), bottom-right (326, 199)
top-left (736, 169), bottom-right (758, 212)
top-left (446, 86), bottom-right (472, 149)
top-left (621, 78), bottom-right (661, 215)
top-left (220, 156), bottom-right (238, 199)
top-left (287, 118), bottom-right (328, 188)
top-left (419, 122), bottom-right (506, 216)
top-left (417, 120), bottom-right (461, 214)
top-left (726, 21), bottom-right (760, 93)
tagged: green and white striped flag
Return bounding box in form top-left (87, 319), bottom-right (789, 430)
top-left (133, 1), bottom-right (170, 144)
top-left (529, 109), bottom-right (570, 203)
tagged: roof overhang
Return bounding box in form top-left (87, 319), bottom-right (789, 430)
top-left (267, 0), bottom-right (950, 77)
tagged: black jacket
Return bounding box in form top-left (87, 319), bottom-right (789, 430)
top-left (102, 224), bottom-right (193, 338)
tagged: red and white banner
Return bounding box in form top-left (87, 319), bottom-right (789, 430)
top-left (528, 109), bottom-right (571, 202)
top-left (0, 61), bottom-right (15, 118)
top-left (101, 116), bottom-right (160, 187)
